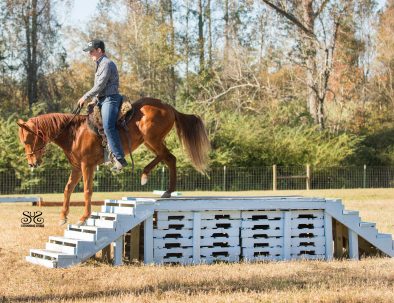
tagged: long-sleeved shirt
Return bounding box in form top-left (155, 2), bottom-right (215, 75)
top-left (82, 55), bottom-right (119, 100)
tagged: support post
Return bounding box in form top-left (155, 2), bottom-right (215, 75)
top-left (283, 211), bottom-right (291, 260)
top-left (192, 212), bottom-right (201, 264)
top-left (144, 215), bottom-right (154, 264)
top-left (113, 236), bottom-right (123, 266)
top-left (223, 166), bottom-right (226, 191)
top-left (324, 212), bottom-right (333, 260)
top-left (334, 219), bottom-right (345, 258)
top-left (348, 229), bottom-right (359, 260)
top-left (306, 164), bottom-right (311, 190)
top-left (273, 165), bottom-right (277, 191)
top-left (129, 225), bottom-right (141, 261)
top-left (101, 245), bottom-right (111, 263)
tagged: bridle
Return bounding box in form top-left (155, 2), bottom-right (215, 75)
top-left (21, 106), bottom-right (82, 157)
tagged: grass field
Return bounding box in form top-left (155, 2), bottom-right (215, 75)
top-left (0, 189), bottom-right (393, 302)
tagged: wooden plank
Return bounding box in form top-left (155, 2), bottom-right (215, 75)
top-left (283, 211), bottom-right (291, 260)
top-left (241, 210), bottom-right (283, 220)
top-left (334, 219), bottom-right (344, 258)
top-left (193, 212), bottom-right (201, 264)
top-left (241, 220), bottom-right (283, 230)
top-left (242, 237), bottom-right (283, 248)
top-left (348, 229), bottom-right (359, 260)
top-left (130, 225), bottom-right (140, 261)
top-left (113, 236), bottom-right (123, 266)
top-left (154, 238), bottom-right (193, 248)
top-left (241, 229), bottom-right (283, 238)
top-left (144, 216), bottom-right (154, 264)
top-left (324, 213), bottom-right (333, 260)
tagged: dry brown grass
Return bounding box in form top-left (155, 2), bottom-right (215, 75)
top-left (0, 189), bottom-right (393, 303)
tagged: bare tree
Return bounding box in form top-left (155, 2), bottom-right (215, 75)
top-left (261, 0), bottom-right (348, 129)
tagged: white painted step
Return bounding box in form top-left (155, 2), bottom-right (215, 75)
top-left (359, 222), bottom-right (376, 228)
top-left (86, 218), bottom-right (116, 228)
top-left (343, 210), bottom-right (359, 216)
top-left (48, 236), bottom-right (95, 257)
top-left (29, 249), bottom-right (77, 268)
top-left (26, 256), bottom-right (56, 268)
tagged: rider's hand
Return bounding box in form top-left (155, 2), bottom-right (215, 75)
top-left (77, 97), bottom-right (86, 108)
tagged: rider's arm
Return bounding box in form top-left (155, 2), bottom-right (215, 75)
top-left (82, 60), bottom-right (111, 101)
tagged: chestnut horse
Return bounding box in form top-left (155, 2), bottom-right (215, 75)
top-left (17, 98), bottom-right (210, 225)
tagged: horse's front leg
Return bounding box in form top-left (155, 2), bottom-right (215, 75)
top-left (60, 167), bottom-right (82, 225)
top-left (78, 163), bottom-right (96, 226)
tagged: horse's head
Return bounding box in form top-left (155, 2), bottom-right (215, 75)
top-left (17, 118), bottom-right (46, 168)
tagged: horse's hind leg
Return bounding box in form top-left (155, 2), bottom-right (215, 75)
top-left (143, 142), bottom-right (176, 198)
top-left (141, 154), bottom-right (162, 186)
top-left (60, 168), bottom-right (82, 225)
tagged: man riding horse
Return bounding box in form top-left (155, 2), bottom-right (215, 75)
top-left (77, 39), bottom-right (127, 172)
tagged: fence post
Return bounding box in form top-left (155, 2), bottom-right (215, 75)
top-left (363, 164), bottom-right (366, 188)
top-left (223, 166), bottom-right (226, 191)
top-left (161, 166), bottom-right (165, 190)
top-left (273, 165), bottom-right (277, 191)
top-left (306, 164), bottom-right (311, 190)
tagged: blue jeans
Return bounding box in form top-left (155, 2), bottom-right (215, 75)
top-left (98, 94), bottom-right (124, 160)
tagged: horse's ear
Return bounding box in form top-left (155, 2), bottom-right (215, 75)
top-left (16, 119), bottom-right (25, 128)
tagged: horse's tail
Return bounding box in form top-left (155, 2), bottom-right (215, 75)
top-left (174, 110), bottom-right (210, 174)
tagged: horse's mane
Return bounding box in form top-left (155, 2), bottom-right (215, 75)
top-left (30, 113), bottom-right (87, 142)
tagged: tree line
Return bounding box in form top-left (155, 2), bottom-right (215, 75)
top-left (0, 0), bottom-right (394, 178)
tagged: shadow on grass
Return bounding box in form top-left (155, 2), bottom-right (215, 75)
top-left (2, 270), bottom-right (381, 303)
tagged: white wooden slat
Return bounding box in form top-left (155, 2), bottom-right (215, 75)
top-left (291, 227), bottom-right (325, 237)
top-left (153, 229), bottom-right (193, 239)
top-left (242, 237), bottom-right (283, 248)
top-left (291, 210), bottom-right (324, 219)
top-left (291, 246), bottom-right (326, 255)
top-left (241, 211), bottom-right (283, 220)
top-left (200, 246), bottom-right (241, 256)
top-left (153, 238), bottom-right (193, 248)
top-left (193, 212), bottom-right (201, 264)
top-left (241, 229), bottom-right (283, 238)
top-left (291, 237), bottom-right (326, 248)
top-left (200, 228), bottom-right (239, 237)
top-left (156, 220), bottom-right (194, 230)
top-left (154, 247), bottom-right (193, 258)
top-left (157, 211), bottom-right (194, 221)
top-left (241, 220), bottom-right (283, 230)
top-left (201, 237), bottom-right (239, 247)
top-left (243, 246), bottom-right (282, 256)
top-left (200, 211), bottom-right (241, 220)
top-left (291, 218), bottom-right (324, 229)
top-left (201, 219), bottom-right (241, 229)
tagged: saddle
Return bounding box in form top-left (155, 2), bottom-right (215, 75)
top-left (87, 96), bottom-right (135, 163)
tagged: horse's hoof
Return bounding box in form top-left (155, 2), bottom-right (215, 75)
top-left (161, 191), bottom-right (172, 198)
top-left (76, 220), bottom-right (86, 227)
top-left (59, 218), bottom-right (67, 226)
top-left (141, 174), bottom-right (148, 186)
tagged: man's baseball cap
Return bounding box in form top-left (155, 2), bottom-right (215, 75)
top-left (83, 39), bottom-right (105, 52)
